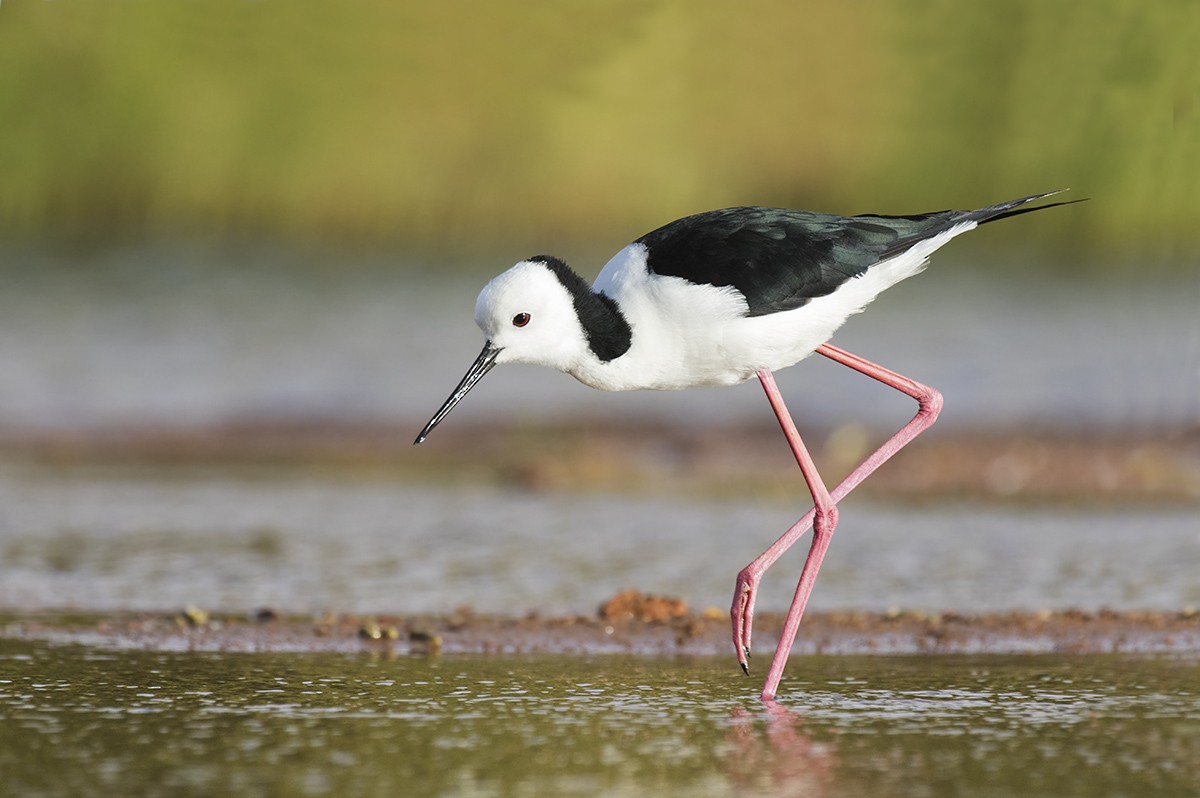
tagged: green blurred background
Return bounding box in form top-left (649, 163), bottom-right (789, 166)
top-left (1, 0), bottom-right (1196, 269)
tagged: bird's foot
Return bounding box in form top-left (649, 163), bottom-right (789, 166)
top-left (730, 568), bottom-right (760, 675)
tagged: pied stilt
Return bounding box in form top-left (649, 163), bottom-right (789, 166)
top-left (415, 190), bottom-right (1079, 701)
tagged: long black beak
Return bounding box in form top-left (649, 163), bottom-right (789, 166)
top-left (414, 341), bottom-right (501, 444)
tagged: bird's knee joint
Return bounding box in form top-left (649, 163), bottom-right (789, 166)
top-left (918, 387), bottom-right (944, 420)
top-left (814, 504), bottom-right (839, 534)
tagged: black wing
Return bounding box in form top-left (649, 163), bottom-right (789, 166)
top-left (638, 192), bottom-right (1073, 317)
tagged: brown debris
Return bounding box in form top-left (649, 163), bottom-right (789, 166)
top-left (598, 589), bottom-right (689, 624)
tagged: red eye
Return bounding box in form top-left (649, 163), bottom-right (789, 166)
top-left (512, 312), bottom-right (531, 327)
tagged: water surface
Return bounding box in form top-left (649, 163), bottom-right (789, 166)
top-left (2, 639), bottom-right (1197, 797)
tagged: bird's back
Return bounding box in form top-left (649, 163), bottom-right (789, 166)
top-left (635, 205), bottom-right (988, 317)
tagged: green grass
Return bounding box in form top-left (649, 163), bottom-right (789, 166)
top-left (1, 1), bottom-right (1196, 268)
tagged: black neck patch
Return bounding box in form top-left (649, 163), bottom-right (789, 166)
top-left (528, 255), bottom-right (632, 362)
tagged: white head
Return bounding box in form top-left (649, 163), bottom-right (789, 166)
top-left (473, 259), bottom-right (589, 371)
top-left (414, 258), bottom-right (590, 443)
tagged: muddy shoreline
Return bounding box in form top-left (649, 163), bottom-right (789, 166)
top-left (6, 601), bottom-right (1200, 659)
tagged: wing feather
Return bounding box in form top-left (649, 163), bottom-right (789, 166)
top-left (638, 192), bottom-right (1070, 317)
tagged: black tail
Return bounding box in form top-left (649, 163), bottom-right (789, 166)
top-left (970, 189), bottom-right (1088, 226)
top-left (867, 190), bottom-right (1085, 261)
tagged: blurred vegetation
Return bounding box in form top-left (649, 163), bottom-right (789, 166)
top-left (0, 1), bottom-right (1196, 267)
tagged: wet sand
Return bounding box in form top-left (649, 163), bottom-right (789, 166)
top-left (6, 595), bottom-right (1200, 659)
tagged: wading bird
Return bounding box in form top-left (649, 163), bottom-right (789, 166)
top-left (415, 191), bottom-right (1077, 700)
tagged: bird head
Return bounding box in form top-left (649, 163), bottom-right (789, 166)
top-left (414, 258), bottom-right (588, 444)
top-left (474, 259), bottom-right (590, 369)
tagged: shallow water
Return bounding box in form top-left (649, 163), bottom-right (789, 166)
top-left (2, 638), bottom-right (1197, 797)
top-left (1, 468), bottom-right (1198, 618)
top-left (1, 247), bottom-right (1198, 433)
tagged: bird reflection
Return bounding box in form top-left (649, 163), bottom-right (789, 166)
top-left (726, 700), bottom-right (838, 796)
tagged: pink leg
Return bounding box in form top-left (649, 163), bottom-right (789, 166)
top-left (732, 343), bottom-right (943, 700)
